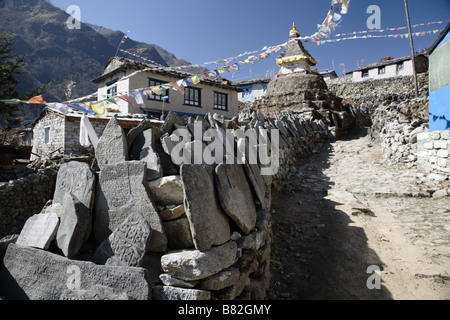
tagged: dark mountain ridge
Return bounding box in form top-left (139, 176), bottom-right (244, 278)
top-left (0, 0), bottom-right (198, 103)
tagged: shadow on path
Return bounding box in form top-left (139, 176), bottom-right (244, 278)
top-left (268, 128), bottom-right (393, 300)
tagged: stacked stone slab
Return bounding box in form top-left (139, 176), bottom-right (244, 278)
top-left (1, 110), bottom-right (331, 300)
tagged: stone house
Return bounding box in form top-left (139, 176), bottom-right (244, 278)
top-left (30, 106), bottom-right (154, 160)
top-left (345, 54), bottom-right (429, 82)
top-left (92, 57), bottom-right (242, 119)
top-left (428, 22), bottom-right (450, 132)
top-left (235, 78), bottom-right (272, 103)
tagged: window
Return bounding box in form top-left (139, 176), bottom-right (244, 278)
top-left (362, 69), bottom-right (369, 77)
top-left (378, 66), bottom-right (386, 75)
top-left (214, 92), bottom-right (228, 111)
top-left (148, 78), bottom-right (169, 102)
top-left (44, 127), bottom-right (50, 144)
top-left (106, 78), bottom-right (118, 98)
top-left (107, 85), bottom-right (117, 98)
top-left (184, 87), bottom-right (201, 107)
top-left (397, 62), bottom-right (404, 72)
top-left (242, 86), bottom-right (252, 99)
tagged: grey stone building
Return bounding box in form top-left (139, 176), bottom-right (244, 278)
top-left (30, 106), bottom-right (153, 160)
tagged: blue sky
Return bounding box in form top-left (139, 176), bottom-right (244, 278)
top-left (52, 0), bottom-right (450, 80)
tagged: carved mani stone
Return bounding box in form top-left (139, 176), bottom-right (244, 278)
top-left (91, 212), bottom-right (151, 268)
top-left (0, 244), bottom-right (151, 300)
top-left (94, 161), bottom-right (166, 252)
top-left (53, 161), bottom-right (95, 211)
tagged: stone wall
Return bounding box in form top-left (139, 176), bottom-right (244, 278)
top-left (327, 73), bottom-right (429, 100)
top-left (0, 110), bottom-right (333, 300)
top-left (0, 168), bottom-right (57, 239)
top-left (417, 131), bottom-right (450, 182)
top-left (328, 72), bottom-right (450, 184)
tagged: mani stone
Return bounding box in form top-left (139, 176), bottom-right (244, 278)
top-left (180, 164), bottom-right (230, 251)
top-left (15, 213), bottom-right (59, 250)
top-left (52, 161), bottom-right (95, 210)
top-left (95, 116), bottom-right (129, 170)
top-left (215, 164), bottom-right (257, 234)
top-left (92, 212), bottom-right (151, 267)
top-left (56, 193), bottom-right (91, 258)
top-left (60, 285), bottom-right (129, 300)
top-left (0, 244), bottom-right (151, 300)
top-left (244, 163), bottom-right (269, 210)
top-left (94, 161), bottom-right (166, 252)
top-left (148, 175), bottom-right (184, 206)
top-left (152, 286), bottom-right (210, 301)
top-left (160, 241), bottom-right (238, 281)
top-left (129, 129), bottom-right (163, 181)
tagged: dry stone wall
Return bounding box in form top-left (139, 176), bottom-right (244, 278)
top-left (328, 73), bottom-right (449, 184)
top-left (0, 109), bottom-right (332, 300)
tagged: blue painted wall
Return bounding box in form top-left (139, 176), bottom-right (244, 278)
top-left (429, 28), bottom-right (450, 132)
top-left (430, 85), bottom-right (450, 131)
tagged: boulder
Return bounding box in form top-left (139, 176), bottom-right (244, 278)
top-left (180, 164), bottom-right (230, 251)
top-left (148, 175), bottom-right (184, 206)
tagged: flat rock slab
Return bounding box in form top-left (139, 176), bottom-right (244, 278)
top-left (56, 193), bottom-right (91, 258)
top-left (60, 285), bottom-right (129, 300)
top-left (16, 213), bottom-right (59, 250)
top-left (180, 164), bottom-right (230, 251)
top-left (53, 161), bottom-right (95, 210)
top-left (160, 241), bottom-right (237, 281)
top-left (163, 217), bottom-right (194, 250)
top-left (96, 116), bottom-right (129, 170)
top-left (92, 212), bottom-right (151, 267)
top-left (152, 286), bottom-right (210, 300)
top-left (215, 164), bottom-right (256, 234)
top-left (95, 161), bottom-right (166, 252)
top-left (0, 244), bottom-right (151, 300)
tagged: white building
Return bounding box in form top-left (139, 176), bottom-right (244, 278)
top-left (235, 78), bottom-right (272, 103)
top-left (92, 57), bottom-right (242, 119)
top-left (345, 54), bottom-right (428, 82)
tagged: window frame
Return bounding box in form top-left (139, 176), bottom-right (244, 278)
top-left (214, 91), bottom-right (228, 111)
top-left (361, 69), bottom-right (369, 78)
top-left (148, 78), bottom-right (170, 102)
top-left (106, 78), bottom-right (118, 99)
top-left (184, 87), bottom-right (202, 107)
top-left (44, 126), bottom-right (50, 144)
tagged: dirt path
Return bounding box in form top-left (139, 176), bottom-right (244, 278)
top-left (268, 129), bottom-right (450, 300)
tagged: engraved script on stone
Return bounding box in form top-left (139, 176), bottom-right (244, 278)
top-left (92, 212), bottom-right (151, 267)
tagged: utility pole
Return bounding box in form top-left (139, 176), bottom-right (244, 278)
top-left (404, 0), bottom-right (419, 98)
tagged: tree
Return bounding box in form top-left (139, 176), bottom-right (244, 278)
top-left (0, 27), bottom-right (48, 126)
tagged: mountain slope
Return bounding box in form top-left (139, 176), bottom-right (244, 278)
top-left (0, 0), bottom-right (200, 104)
